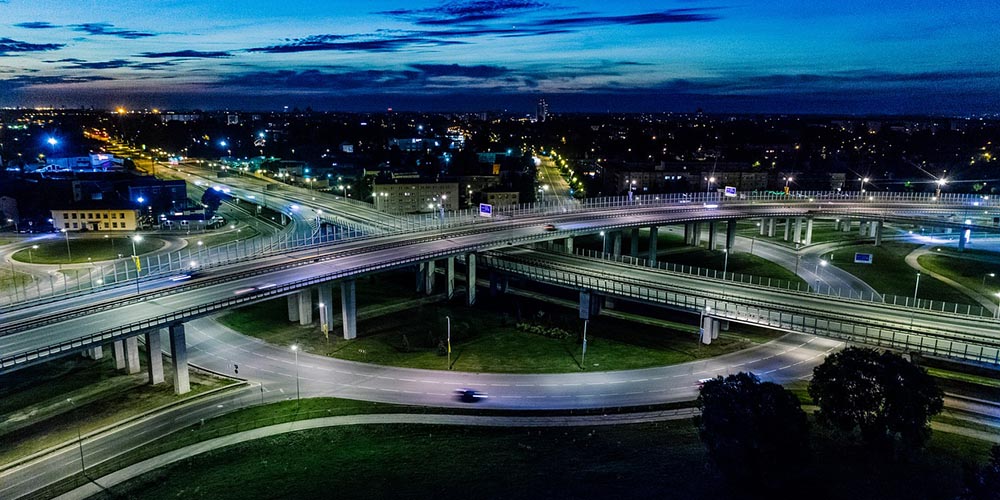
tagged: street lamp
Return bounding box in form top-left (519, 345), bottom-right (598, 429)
top-left (983, 273), bottom-right (995, 286)
top-left (7, 218), bottom-right (17, 233)
top-left (722, 249), bottom-right (729, 279)
top-left (860, 177), bottom-right (870, 194)
top-left (67, 398), bottom-right (85, 475)
top-left (995, 292), bottom-right (1000, 320)
top-left (913, 272), bottom-right (921, 306)
top-left (319, 302), bottom-right (328, 341)
top-left (28, 244), bottom-right (38, 264)
top-left (935, 178), bottom-right (947, 198)
top-left (599, 231), bottom-right (606, 256)
top-left (446, 315), bottom-right (451, 370)
top-left (131, 235), bottom-right (142, 293)
top-left (62, 228), bottom-right (72, 261)
top-left (290, 344), bottom-right (300, 401)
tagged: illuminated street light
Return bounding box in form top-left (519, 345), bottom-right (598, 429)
top-left (131, 235), bottom-right (143, 293)
top-left (983, 273), bottom-right (995, 286)
top-left (290, 344), bottom-right (301, 401)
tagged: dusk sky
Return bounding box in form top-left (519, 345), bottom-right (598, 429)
top-left (1, 0), bottom-right (998, 114)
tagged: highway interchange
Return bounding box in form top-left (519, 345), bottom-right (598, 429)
top-left (3, 153), bottom-right (1000, 498)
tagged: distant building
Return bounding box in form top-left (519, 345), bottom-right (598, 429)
top-left (485, 191), bottom-right (520, 207)
top-left (373, 180), bottom-right (459, 214)
top-left (536, 98), bottom-right (549, 123)
top-left (51, 206), bottom-right (139, 231)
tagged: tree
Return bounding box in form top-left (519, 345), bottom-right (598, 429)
top-left (960, 444), bottom-right (1000, 500)
top-left (808, 347), bottom-right (943, 452)
top-left (697, 372), bottom-right (810, 490)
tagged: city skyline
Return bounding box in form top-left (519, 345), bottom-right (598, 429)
top-left (1, 0), bottom-right (999, 114)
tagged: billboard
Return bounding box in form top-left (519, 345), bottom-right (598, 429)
top-left (479, 203), bottom-right (493, 218)
top-left (854, 253), bottom-right (873, 264)
top-left (724, 186), bottom-right (737, 197)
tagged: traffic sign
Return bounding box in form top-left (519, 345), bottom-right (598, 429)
top-left (854, 253), bottom-right (873, 264)
top-left (724, 186), bottom-right (737, 197)
top-left (479, 203), bottom-right (493, 218)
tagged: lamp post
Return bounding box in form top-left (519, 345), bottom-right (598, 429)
top-left (983, 273), bottom-right (995, 286)
top-left (67, 398), bottom-right (85, 475)
top-left (935, 178), bottom-right (947, 198)
top-left (581, 319), bottom-right (588, 368)
top-left (706, 176), bottom-right (716, 200)
top-left (290, 344), bottom-right (300, 401)
top-left (7, 218), bottom-right (17, 233)
top-left (722, 249), bottom-right (729, 279)
top-left (319, 302), bottom-right (328, 341)
top-left (62, 228), bottom-right (72, 261)
top-left (913, 272), bottom-right (921, 306)
top-left (446, 315), bottom-right (451, 370)
top-left (995, 292), bottom-right (1000, 320)
top-left (599, 231), bottom-right (606, 256)
top-left (783, 176), bottom-right (793, 195)
top-left (131, 235), bottom-right (142, 293)
top-left (28, 244), bottom-right (38, 264)
top-left (860, 177), bottom-right (869, 194)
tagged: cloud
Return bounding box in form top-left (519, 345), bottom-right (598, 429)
top-left (382, 1), bottom-right (547, 26)
top-left (0, 74), bottom-right (114, 91)
top-left (14, 21), bottom-right (59, 29)
top-left (71, 22), bottom-right (156, 39)
top-left (248, 34), bottom-right (463, 54)
top-left (0, 37), bottom-right (64, 55)
top-left (60, 59), bottom-right (134, 69)
top-left (138, 50), bottom-right (232, 59)
top-left (409, 63), bottom-right (509, 78)
top-left (534, 9), bottom-right (720, 27)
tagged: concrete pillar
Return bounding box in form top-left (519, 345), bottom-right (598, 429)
top-left (287, 294), bottom-right (300, 322)
top-left (869, 220), bottom-right (878, 237)
top-left (711, 318), bottom-right (720, 340)
top-left (112, 340), bottom-right (126, 371)
top-left (759, 219), bottom-right (767, 236)
top-left (708, 222), bottom-right (718, 250)
top-left (318, 283), bottom-right (334, 333)
top-left (684, 223), bottom-right (692, 245)
top-left (341, 279), bottom-right (357, 339)
top-left (959, 228), bottom-right (969, 251)
top-left (146, 330), bottom-right (164, 385)
top-left (804, 217), bottom-right (814, 246)
top-left (446, 256), bottom-right (455, 299)
top-left (83, 346), bottom-right (103, 359)
top-left (783, 218), bottom-right (792, 241)
top-left (648, 226), bottom-right (659, 265)
top-left (874, 220), bottom-right (884, 246)
top-left (692, 222), bottom-right (702, 246)
top-left (415, 262), bottom-right (427, 293)
top-left (726, 220), bottom-right (737, 252)
top-left (794, 217), bottom-right (803, 244)
top-left (466, 253), bottom-right (477, 305)
top-left (425, 260), bottom-right (436, 295)
top-left (612, 231), bottom-right (622, 258)
top-left (767, 218), bottom-right (776, 237)
top-left (701, 315), bottom-right (714, 345)
top-left (125, 336), bottom-right (141, 374)
top-left (297, 289), bottom-right (313, 326)
top-left (565, 236), bottom-right (574, 254)
top-left (859, 220), bottom-right (867, 236)
top-left (630, 228), bottom-right (639, 257)
top-left (168, 324), bottom-right (190, 395)
top-left (842, 219), bottom-right (852, 232)
top-left (721, 320), bottom-right (730, 331)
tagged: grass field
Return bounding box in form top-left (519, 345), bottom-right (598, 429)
top-left (832, 242), bottom-right (977, 304)
top-left (918, 252), bottom-right (1000, 297)
top-left (219, 281), bottom-right (782, 373)
top-left (10, 236), bottom-right (165, 264)
top-left (101, 415), bottom-right (993, 500)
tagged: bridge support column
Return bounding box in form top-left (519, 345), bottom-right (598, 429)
top-left (612, 231), bottom-right (622, 258)
top-left (125, 336), bottom-right (141, 374)
top-left (783, 218), bottom-right (792, 241)
top-left (859, 220), bottom-right (867, 237)
top-left (959, 229), bottom-right (969, 252)
top-left (341, 279), bottom-right (357, 340)
top-left (874, 221), bottom-right (884, 246)
top-left (415, 262), bottom-right (427, 294)
top-left (446, 256), bottom-right (455, 299)
top-left (630, 228), bottom-right (639, 258)
top-left (297, 289), bottom-right (313, 326)
top-left (708, 222), bottom-right (718, 250)
top-left (842, 219), bottom-right (852, 232)
top-left (759, 219), bottom-right (767, 236)
top-left (318, 283), bottom-right (334, 333)
top-left (169, 324), bottom-right (190, 395)
top-left (683, 223), bottom-right (692, 245)
top-left (692, 222), bottom-right (702, 246)
top-left (804, 217), bottom-right (814, 246)
top-left (112, 340), bottom-right (126, 371)
top-left (490, 272), bottom-right (508, 296)
top-left (425, 260), bottom-right (436, 295)
top-left (868, 220), bottom-right (878, 238)
top-left (565, 236), bottom-right (574, 254)
top-left (648, 226), bottom-right (659, 265)
top-left (82, 346), bottom-right (103, 360)
top-left (726, 220), bottom-right (737, 252)
top-left (767, 217), bottom-right (776, 237)
top-left (701, 316), bottom-right (715, 345)
top-left (146, 329), bottom-right (164, 385)
top-left (466, 253), bottom-right (477, 305)
top-left (711, 318), bottom-right (720, 340)
top-left (286, 294), bottom-right (300, 322)
top-left (794, 217), bottom-right (803, 245)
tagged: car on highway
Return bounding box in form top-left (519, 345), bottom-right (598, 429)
top-left (454, 388), bottom-right (488, 403)
top-left (543, 223), bottom-right (557, 231)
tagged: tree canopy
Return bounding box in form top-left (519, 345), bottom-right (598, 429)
top-left (697, 372), bottom-right (810, 489)
top-left (808, 347), bottom-right (943, 451)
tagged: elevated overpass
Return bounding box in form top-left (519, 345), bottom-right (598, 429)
top-left (2, 192), bottom-right (999, 386)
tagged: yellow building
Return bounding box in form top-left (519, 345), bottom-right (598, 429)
top-left (51, 208), bottom-right (139, 231)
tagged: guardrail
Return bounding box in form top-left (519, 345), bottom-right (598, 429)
top-left (480, 254), bottom-right (1000, 366)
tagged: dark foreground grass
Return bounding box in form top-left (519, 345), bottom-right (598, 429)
top-left (100, 416), bottom-right (992, 500)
